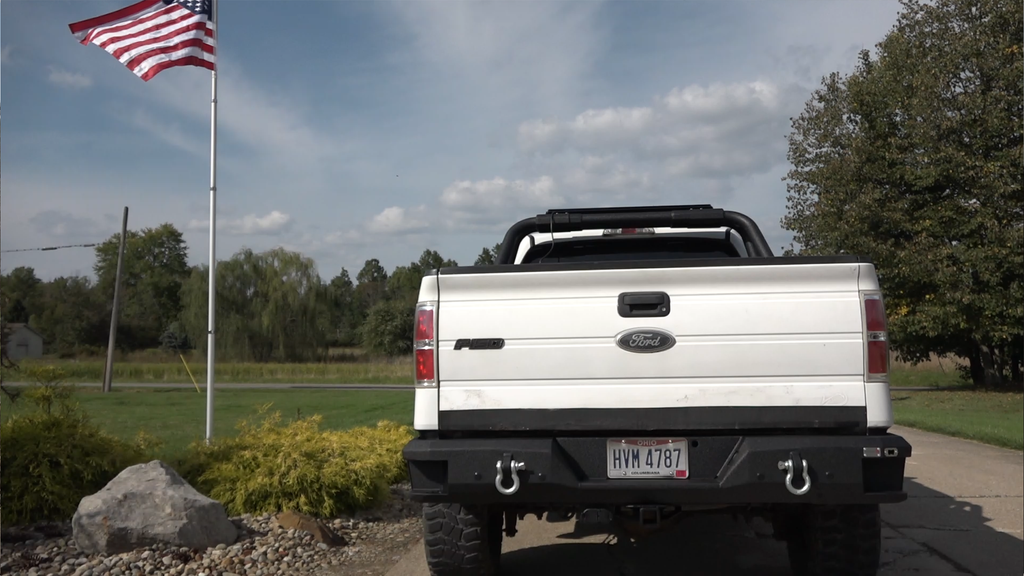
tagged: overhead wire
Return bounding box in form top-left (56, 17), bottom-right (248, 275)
top-left (1, 243), bottom-right (99, 253)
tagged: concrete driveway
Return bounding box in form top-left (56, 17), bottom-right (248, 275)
top-left (384, 426), bottom-right (1023, 576)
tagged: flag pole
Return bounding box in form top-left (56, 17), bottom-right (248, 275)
top-left (205, 0), bottom-right (218, 443)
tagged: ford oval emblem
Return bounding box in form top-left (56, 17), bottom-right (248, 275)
top-left (615, 328), bottom-right (676, 354)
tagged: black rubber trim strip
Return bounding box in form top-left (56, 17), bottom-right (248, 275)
top-left (437, 255), bottom-right (871, 275)
top-left (438, 406), bottom-right (867, 433)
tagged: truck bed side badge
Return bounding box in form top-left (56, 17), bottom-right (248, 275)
top-left (454, 338), bottom-right (505, 350)
top-left (615, 328), bottom-right (676, 354)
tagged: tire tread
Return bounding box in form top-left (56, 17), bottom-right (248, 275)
top-left (787, 504), bottom-right (881, 576)
top-left (423, 503), bottom-right (499, 576)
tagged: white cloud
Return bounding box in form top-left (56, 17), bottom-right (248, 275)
top-left (517, 80), bottom-right (801, 178)
top-left (324, 229), bottom-right (358, 244)
top-left (358, 157), bottom-right (654, 236)
top-left (440, 176), bottom-right (563, 226)
top-left (561, 155), bottom-right (653, 202)
top-left (377, 79), bottom-right (798, 229)
top-left (310, 206), bottom-right (431, 256)
top-left (418, 158), bottom-right (655, 227)
top-left (366, 206), bottom-right (429, 235)
top-left (660, 81), bottom-right (782, 120)
top-left (48, 66), bottom-right (93, 89)
top-left (189, 210), bottom-right (293, 236)
top-left (1, 46), bottom-right (13, 65)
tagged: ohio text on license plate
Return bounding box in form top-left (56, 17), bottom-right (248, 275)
top-left (606, 438), bottom-right (688, 478)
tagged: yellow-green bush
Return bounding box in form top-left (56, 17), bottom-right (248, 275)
top-left (18, 365), bottom-right (77, 410)
top-left (1, 407), bottom-right (153, 525)
top-left (0, 366), bottom-right (159, 524)
top-left (177, 407), bottom-right (413, 517)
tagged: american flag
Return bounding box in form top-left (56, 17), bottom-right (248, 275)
top-left (69, 0), bottom-right (215, 82)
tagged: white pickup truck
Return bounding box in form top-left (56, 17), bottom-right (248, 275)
top-left (402, 204), bottom-right (911, 576)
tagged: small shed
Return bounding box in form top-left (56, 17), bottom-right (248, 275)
top-left (5, 323), bottom-right (45, 360)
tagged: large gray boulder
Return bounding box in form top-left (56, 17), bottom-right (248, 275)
top-left (72, 460), bottom-right (238, 554)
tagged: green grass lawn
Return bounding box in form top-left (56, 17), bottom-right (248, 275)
top-left (3, 358), bottom-right (413, 385)
top-left (5, 361), bottom-right (1017, 460)
top-left (888, 366), bottom-right (966, 388)
top-left (891, 389), bottom-right (1023, 450)
top-left (2, 387), bottom-right (414, 459)
top-left (4, 358), bottom-right (964, 388)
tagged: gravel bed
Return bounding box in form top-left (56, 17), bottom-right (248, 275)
top-left (0, 485), bottom-right (424, 576)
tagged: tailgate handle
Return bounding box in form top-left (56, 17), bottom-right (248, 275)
top-left (618, 292), bottom-right (670, 317)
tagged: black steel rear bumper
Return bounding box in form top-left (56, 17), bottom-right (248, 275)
top-left (402, 433), bottom-right (911, 506)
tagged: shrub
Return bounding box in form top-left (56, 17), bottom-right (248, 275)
top-left (159, 322), bottom-right (191, 354)
top-left (0, 374), bottom-right (154, 524)
top-left (20, 365), bottom-right (78, 415)
top-left (177, 407), bottom-right (413, 517)
top-left (360, 299), bottom-right (414, 357)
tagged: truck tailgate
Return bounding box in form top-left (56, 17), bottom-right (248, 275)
top-left (434, 262), bottom-right (872, 432)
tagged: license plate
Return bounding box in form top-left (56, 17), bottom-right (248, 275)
top-left (607, 438), bottom-right (689, 479)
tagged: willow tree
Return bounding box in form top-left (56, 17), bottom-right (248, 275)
top-left (782, 0), bottom-right (1023, 387)
top-left (181, 247), bottom-right (328, 362)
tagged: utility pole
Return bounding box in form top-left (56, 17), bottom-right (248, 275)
top-left (102, 206), bottom-right (128, 394)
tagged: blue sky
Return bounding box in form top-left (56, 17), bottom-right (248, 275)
top-left (2, 0), bottom-right (904, 281)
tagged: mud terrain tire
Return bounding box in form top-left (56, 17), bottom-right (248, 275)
top-left (785, 504), bottom-right (882, 576)
top-left (423, 503), bottom-right (502, 576)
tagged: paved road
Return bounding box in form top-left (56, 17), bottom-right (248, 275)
top-left (3, 382), bottom-right (413, 391)
top-left (385, 426), bottom-right (1023, 576)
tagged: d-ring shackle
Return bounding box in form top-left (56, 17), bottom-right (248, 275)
top-left (495, 459), bottom-right (526, 496)
top-left (778, 456), bottom-right (812, 496)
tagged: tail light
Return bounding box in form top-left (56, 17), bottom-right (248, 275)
top-left (862, 293), bottom-right (889, 381)
top-left (414, 303), bottom-right (436, 387)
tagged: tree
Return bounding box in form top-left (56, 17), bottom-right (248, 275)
top-left (388, 250), bottom-right (459, 306)
top-left (32, 276), bottom-right (106, 357)
top-left (180, 247), bottom-right (328, 362)
top-left (159, 321), bottom-right (190, 354)
top-left (782, 0), bottom-right (1023, 387)
top-left (94, 224), bottom-right (190, 350)
top-left (1, 293), bottom-right (21, 403)
top-left (358, 250), bottom-right (460, 354)
top-left (0, 267), bottom-right (42, 323)
top-left (417, 249), bottom-right (457, 272)
top-left (474, 243), bottom-right (503, 266)
top-left (361, 299), bottom-right (415, 357)
top-left (354, 259), bottom-right (389, 319)
top-left (356, 258), bottom-right (388, 286)
top-left (386, 265), bottom-right (423, 306)
top-left (325, 269), bottom-right (360, 346)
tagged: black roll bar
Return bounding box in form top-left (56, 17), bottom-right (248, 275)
top-left (495, 205), bottom-right (774, 264)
